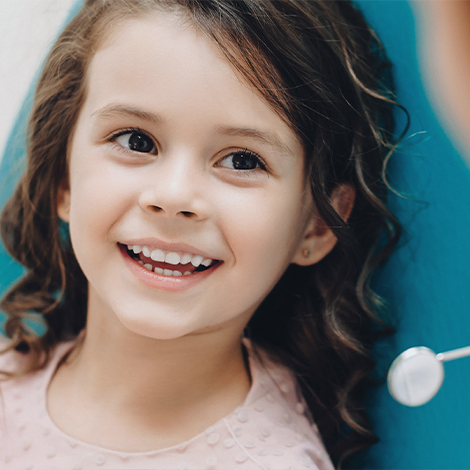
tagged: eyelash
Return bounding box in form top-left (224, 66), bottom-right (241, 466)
top-left (109, 127), bottom-right (157, 155)
top-left (108, 129), bottom-right (268, 173)
top-left (218, 148), bottom-right (268, 174)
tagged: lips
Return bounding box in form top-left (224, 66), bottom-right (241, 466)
top-left (122, 243), bottom-right (219, 277)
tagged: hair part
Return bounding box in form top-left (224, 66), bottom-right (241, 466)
top-left (0, 1), bottom-right (404, 466)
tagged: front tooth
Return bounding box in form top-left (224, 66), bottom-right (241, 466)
top-left (180, 253), bottom-right (192, 265)
top-left (150, 249), bottom-right (165, 262)
top-left (142, 246), bottom-right (151, 257)
top-left (163, 269), bottom-right (173, 276)
top-left (154, 267), bottom-right (163, 274)
top-left (143, 263), bottom-right (153, 271)
top-left (201, 258), bottom-right (212, 267)
top-left (165, 252), bottom-right (181, 265)
top-left (191, 255), bottom-right (204, 267)
top-left (133, 245), bottom-right (142, 254)
top-left (173, 271), bottom-right (182, 277)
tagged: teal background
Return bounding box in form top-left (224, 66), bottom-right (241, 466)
top-left (353, 1), bottom-right (470, 468)
top-left (1, 1), bottom-right (470, 467)
top-left (0, 1), bottom-right (84, 336)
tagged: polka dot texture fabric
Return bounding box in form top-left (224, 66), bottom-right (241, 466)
top-left (0, 340), bottom-right (333, 470)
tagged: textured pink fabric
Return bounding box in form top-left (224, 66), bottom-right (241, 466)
top-left (0, 340), bottom-right (334, 470)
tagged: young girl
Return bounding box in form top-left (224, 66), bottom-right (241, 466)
top-left (0, 1), bottom-right (400, 469)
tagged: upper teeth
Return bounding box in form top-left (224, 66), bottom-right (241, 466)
top-left (128, 245), bottom-right (213, 268)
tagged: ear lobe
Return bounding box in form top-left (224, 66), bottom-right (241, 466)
top-left (292, 184), bottom-right (355, 267)
top-left (57, 182), bottom-right (71, 222)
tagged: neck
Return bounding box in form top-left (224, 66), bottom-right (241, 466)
top-left (74, 317), bottom-right (250, 408)
top-left (47, 297), bottom-right (252, 451)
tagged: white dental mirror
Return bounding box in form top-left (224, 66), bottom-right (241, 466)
top-left (387, 345), bottom-right (470, 407)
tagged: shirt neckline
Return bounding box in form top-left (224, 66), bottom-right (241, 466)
top-left (38, 337), bottom-right (280, 456)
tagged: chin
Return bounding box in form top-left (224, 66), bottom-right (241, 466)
top-left (116, 312), bottom-right (202, 341)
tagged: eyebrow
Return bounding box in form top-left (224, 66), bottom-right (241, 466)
top-left (91, 104), bottom-right (294, 155)
top-left (216, 125), bottom-right (293, 155)
top-left (91, 104), bottom-right (164, 124)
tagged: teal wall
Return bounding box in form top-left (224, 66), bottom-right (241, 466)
top-left (353, 1), bottom-right (470, 468)
top-left (0, 2), bottom-right (83, 335)
top-left (1, 1), bottom-right (470, 467)
top-left (0, 100), bottom-right (28, 297)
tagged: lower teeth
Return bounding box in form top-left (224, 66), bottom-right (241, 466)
top-left (139, 260), bottom-right (188, 277)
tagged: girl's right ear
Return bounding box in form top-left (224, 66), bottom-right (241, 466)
top-left (57, 181), bottom-right (71, 222)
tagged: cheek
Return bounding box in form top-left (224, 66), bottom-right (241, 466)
top-left (206, 189), bottom-right (308, 321)
top-left (66, 161), bottom-right (130, 266)
top-left (217, 186), bottom-right (308, 272)
top-left (68, 148), bottom-right (133, 223)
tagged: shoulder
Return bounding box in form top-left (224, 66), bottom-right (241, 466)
top-left (0, 337), bottom-right (37, 460)
top-left (0, 338), bottom-right (75, 411)
top-left (0, 339), bottom-right (75, 461)
top-left (0, 336), bottom-right (28, 376)
top-left (221, 341), bottom-right (334, 470)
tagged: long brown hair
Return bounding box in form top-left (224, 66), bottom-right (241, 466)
top-left (0, 0), bottom-right (404, 466)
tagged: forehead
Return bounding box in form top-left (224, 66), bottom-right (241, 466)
top-left (81, 12), bottom-right (302, 157)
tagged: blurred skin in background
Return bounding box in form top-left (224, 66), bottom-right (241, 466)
top-left (413, 0), bottom-right (470, 164)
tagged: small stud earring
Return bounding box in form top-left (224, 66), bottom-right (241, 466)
top-left (302, 248), bottom-right (310, 258)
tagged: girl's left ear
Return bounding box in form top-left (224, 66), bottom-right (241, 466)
top-left (57, 180), bottom-right (71, 222)
top-left (292, 184), bottom-right (355, 266)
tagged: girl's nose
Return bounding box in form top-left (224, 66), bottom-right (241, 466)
top-left (138, 155), bottom-right (207, 220)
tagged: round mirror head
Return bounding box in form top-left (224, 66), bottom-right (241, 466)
top-left (387, 347), bottom-right (444, 407)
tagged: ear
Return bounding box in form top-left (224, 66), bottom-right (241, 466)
top-left (57, 179), bottom-right (71, 222)
top-left (292, 184), bottom-right (355, 266)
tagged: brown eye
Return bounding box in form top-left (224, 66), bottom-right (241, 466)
top-left (219, 150), bottom-right (266, 171)
top-left (115, 131), bottom-right (156, 154)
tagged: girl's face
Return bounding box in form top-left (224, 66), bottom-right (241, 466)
top-left (58, 13), bottom-right (332, 340)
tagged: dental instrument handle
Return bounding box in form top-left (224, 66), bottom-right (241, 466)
top-left (436, 345), bottom-right (470, 363)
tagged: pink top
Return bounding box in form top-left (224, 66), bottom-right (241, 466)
top-left (0, 340), bottom-right (334, 470)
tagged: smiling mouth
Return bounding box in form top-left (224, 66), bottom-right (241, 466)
top-left (122, 243), bottom-right (220, 277)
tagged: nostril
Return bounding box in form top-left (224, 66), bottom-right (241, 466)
top-left (180, 211), bottom-right (195, 218)
top-left (144, 204), bottom-right (196, 218)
